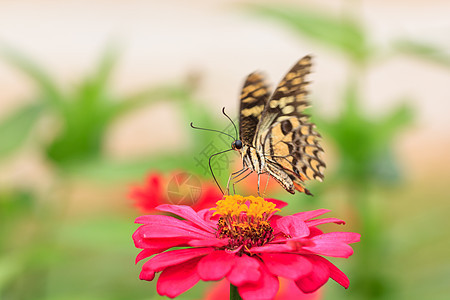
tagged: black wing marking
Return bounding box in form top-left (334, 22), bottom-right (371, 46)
top-left (256, 55), bottom-right (312, 136)
top-left (239, 72), bottom-right (271, 145)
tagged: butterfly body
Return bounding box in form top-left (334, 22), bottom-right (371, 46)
top-left (231, 55), bottom-right (325, 196)
top-left (241, 144), bottom-right (270, 175)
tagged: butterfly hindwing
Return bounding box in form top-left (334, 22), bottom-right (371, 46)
top-left (263, 117), bottom-right (325, 183)
top-left (239, 72), bottom-right (271, 145)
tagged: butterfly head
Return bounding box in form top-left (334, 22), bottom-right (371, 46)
top-left (231, 140), bottom-right (243, 151)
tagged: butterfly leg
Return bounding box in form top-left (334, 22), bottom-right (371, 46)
top-left (226, 167), bottom-right (248, 195)
top-left (232, 169), bottom-right (252, 195)
top-left (257, 174), bottom-right (261, 197)
top-left (208, 148), bottom-right (234, 194)
top-left (263, 174), bottom-right (270, 196)
top-left (257, 173), bottom-right (269, 197)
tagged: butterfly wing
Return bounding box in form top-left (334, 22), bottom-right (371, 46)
top-left (262, 117), bottom-right (325, 194)
top-left (239, 72), bottom-right (271, 145)
top-left (255, 55), bottom-right (325, 194)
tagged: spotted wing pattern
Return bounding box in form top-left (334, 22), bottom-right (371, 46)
top-left (255, 56), bottom-right (325, 194)
top-left (239, 72), bottom-right (271, 145)
top-left (255, 56), bottom-right (312, 138)
top-left (262, 117), bottom-right (325, 193)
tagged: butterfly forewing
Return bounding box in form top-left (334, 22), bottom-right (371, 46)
top-left (240, 55), bottom-right (325, 195)
top-left (239, 72), bottom-right (271, 145)
top-left (255, 55), bottom-right (312, 137)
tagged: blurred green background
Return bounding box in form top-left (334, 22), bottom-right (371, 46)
top-left (1, 1), bottom-right (449, 299)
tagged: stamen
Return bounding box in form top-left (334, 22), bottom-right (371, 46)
top-left (212, 195), bottom-right (279, 252)
top-left (212, 195), bottom-right (279, 218)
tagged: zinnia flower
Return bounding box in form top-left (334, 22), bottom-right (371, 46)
top-left (133, 195), bottom-right (360, 300)
top-left (129, 172), bottom-right (221, 213)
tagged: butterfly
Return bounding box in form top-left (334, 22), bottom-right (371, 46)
top-left (228, 55), bottom-right (325, 196)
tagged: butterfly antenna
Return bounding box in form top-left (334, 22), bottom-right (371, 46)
top-left (208, 148), bottom-right (233, 194)
top-left (222, 107), bottom-right (238, 139)
top-left (190, 122), bottom-right (235, 141)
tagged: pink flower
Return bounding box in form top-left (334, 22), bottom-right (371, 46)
top-left (133, 195), bottom-right (360, 300)
top-left (129, 172), bottom-right (221, 213)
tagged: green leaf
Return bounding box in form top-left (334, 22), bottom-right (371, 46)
top-left (45, 91), bottom-right (106, 166)
top-left (0, 46), bottom-right (64, 109)
top-left (1, 45), bottom-right (230, 178)
top-left (42, 47), bottom-right (119, 166)
top-left (0, 188), bottom-right (35, 220)
top-left (242, 3), bottom-right (369, 62)
top-left (393, 39), bottom-right (450, 68)
top-left (85, 45), bottom-right (120, 101)
top-left (0, 252), bottom-right (26, 291)
top-left (315, 80), bottom-right (414, 184)
top-left (57, 217), bottom-right (135, 252)
top-left (376, 101), bottom-right (414, 144)
top-left (108, 84), bottom-right (192, 120)
top-left (0, 103), bottom-right (44, 158)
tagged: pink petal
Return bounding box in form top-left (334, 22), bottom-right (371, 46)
top-left (313, 232), bottom-right (360, 244)
top-left (135, 214), bottom-right (184, 225)
top-left (204, 277), bottom-right (321, 300)
top-left (307, 227), bottom-right (323, 238)
top-left (306, 218), bottom-right (345, 227)
top-left (227, 255), bottom-right (261, 286)
top-left (270, 215), bottom-right (283, 234)
top-left (250, 243), bottom-right (293, 253)
top-left (136, 215), bottom-right (212, 237)
top-left (136, 248), bottom-right (168, 264)
top-left (238, 263), bottom-right (279, 300)
top-left (156, 204), bottom-right (215, 233)
top-left (295, 256), bottom-right (330, 293)
top-left (144, 247), bottom-right (214, 272)
top-left (133, 235), bottom-right (189, 249)
top-left (133, 226), bottom-right (187, 248)
top-left (276, 278), bottom-right (323, 300)
top-left (140, 224), bottom-right (211, 239)
top-left (189, 237), bottom-right (229, 247)
top-left (139, 268), bottom-right (155, 281)
top-left (293, 209), bottom-right (331, 221)
top-left (271, 235), bottom-right (314, 244)
top-left (276, 215), bottom-right (310, 238)
top-left (303, 241), bottom-right (354, 258)
top-left (260, 253), bottom-right (313, 280)
top-left (197, 208), bottom-right (216, 222)
top-left (197, 251), bottom-right (236, 281)
top-left (315, 256), bottom-right (349, 288)
top-left (265, 198), bottom-right (288, 209)
top-left (157, 257), bottom-right (202, 298)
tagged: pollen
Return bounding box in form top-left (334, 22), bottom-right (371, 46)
top-left (211, 195), bottom-right (279, 252)
top-left (212, 195), bottom-right (279, 218)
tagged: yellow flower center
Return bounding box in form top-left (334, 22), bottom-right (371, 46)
top-left (212, 195), bottom-right (279, 218)
top-left (211, 195), bottom-right (279, 252)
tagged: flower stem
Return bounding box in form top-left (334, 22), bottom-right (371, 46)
top-left (230, 284), bottom-right (242, 300)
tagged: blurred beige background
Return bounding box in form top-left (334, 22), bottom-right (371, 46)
top-left (1, 0), bottom-right (449, 187)
top-left (1, 2), bottom-right (449, 299)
